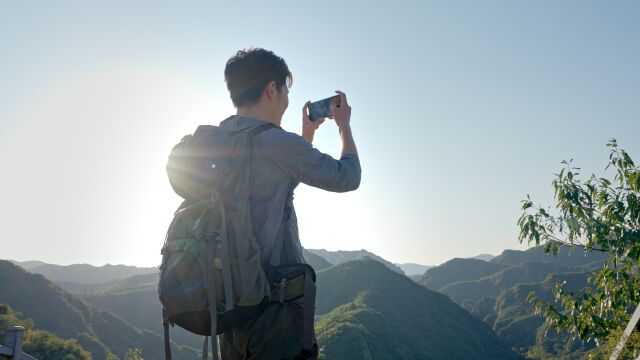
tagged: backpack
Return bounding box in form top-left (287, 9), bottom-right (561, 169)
top-left (159, 120), bottom-right (317, 360)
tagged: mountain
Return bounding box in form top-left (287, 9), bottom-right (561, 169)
top-left (13, 261), bottom-right (158, 285)
top-left (416, 247), bottom-right (605, 359)
top-left (416, 258), bottom-right (507, 290)
top-left (440, 261), bottom-right (571, 304)
top-left (302, 248), bottom-right (333, 272)
top-left (0, 259), bottom-right (198, 360)
top-left (53, 273), bottom-right (160, 294)
top-left (82, 274), bottom-right (203, 350)
top-left (470, 254), bottom-right (495, 262)
top-left (485, 272), bottom-right (595, 358)
top-left (315, 259), bottom-right (523, 359)
top-left (306, 248), bottom-right (404, 274)
top-left (9, 260), bottom-right (47, 269)
top-left (54, 280), bottom-right (112, 293)
top-left (394, 262), bottom-right (433, 276)
top-left (490, 247), bottom-right (609, 268)
top-left (80, 258), bottom-right (522, 358)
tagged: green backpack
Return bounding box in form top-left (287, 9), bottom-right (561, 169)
top-left (159, 120), bottom-right (317, 360)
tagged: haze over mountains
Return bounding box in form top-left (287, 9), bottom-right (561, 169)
top-left (2, 246), bottom-right (609, 359)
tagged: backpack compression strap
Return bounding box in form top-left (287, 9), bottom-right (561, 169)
top-left (162, 308), bottom-right (172, 360)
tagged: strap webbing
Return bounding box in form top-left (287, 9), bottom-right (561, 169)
top-left (202, 336), bottom-right (208, 360)
top-left (220, 206), bottom-right (234, 311)
top-left (302, 272), bottom-right (317, 351)
top-left (246, 122), bottom-right (278, 136)
top-left (205, 236), bottom-right (220, 360)
top-left (162, 308), bottom-right (172, 360)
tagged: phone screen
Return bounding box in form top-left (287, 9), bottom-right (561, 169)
top-left (309, 95), bottom-right (341, 121)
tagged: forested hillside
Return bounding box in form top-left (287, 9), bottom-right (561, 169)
top-left (315, 259), bottom-right (523, 359)
top-left (0, 303), bottom-right (91, 360)
top-left (0, 260), bottom-right (198, 360)
top-left (4, 247), bottom-right (609, 359)
top-left (417, 247), bottom-right (606, 359)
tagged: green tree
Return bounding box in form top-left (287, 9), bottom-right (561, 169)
top-left (125, 349), bottom-right (143, 360)
top-left (518, 139), bottom-right (640, 343)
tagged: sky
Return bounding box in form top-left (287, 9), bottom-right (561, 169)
top-left (1, 1), bottom-right (639, 268)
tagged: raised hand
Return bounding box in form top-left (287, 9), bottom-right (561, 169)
top-left (302, 100), bottom-right (325, 143)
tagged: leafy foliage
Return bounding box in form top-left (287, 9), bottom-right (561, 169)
top-left (124, 349), bottom-right (144, 360)
top-left (518, 139), bottom-right (640, 342)
top-left (585, 327), bottom-right (640, 359)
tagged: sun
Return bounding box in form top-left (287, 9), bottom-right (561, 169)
top-left (0, 65), bottom-right (232, 267)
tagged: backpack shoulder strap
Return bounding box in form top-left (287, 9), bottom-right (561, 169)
top-left (246, 122), bottom-right (279, 136)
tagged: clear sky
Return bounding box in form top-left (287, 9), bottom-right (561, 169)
top-left (1, 1), bottom-right (639, 267)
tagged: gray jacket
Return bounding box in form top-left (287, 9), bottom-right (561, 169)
top-left (219, 115), bottom-right (361, 267)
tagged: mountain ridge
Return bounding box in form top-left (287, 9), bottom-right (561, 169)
top-left (0, 259), bottom-right (198, 360)
top-left (307, 248), bottom-right (405, 274)
top-left (315, 259), bottom-right (524, 359)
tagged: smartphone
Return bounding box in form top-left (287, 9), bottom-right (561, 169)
top-left (308, 95), bottom-right (341, 121)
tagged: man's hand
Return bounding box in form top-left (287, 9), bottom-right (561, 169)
top-left (302, 100), bottom-right (325, 143)
top-left (329, 90), bottom-right (351, 129)
top-left (330, 90), bottom-right (358, 158)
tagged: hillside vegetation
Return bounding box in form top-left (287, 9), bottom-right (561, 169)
top-left (315, 259), bottom-right (523, 359)
top-left (0, 303), bottom-right (91, 360)
top-left (417, 247), bottom-right (607, 358)
top-left (5, 247), bottom-right (611, 359)
top-left (0, 260), bottom-right (198, 360)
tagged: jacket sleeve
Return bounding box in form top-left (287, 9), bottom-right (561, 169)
top-left (260, 130), bottom-right (361, 192)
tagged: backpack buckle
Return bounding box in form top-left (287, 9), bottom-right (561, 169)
top-left (213, 257), bottom-right (223, 270)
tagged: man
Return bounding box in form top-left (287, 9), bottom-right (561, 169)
top-left (219, 48), bottom-right (361, 359)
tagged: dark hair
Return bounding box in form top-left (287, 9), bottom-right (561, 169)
top-left (224, 48), bottom-right (293, 108)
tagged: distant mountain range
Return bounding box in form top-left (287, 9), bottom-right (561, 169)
top-left (0, 260), bottom-right (198, 360)
top-left (416, 246), bottom-right (609, 358)
top-left (302, 248), bottom-right (333, 272)
top-left (394, 262), bottom-right (433, 276)
top-left (469, 253), bottom-right (495, 262)
top-left (9, 259), bottom-right (157, 284)
top-left (305, 248), bottom-right (405, 274)
top-left (3, 246), bottom-right (612, 359)
top-left (416, 258), bottom-right (506, 290)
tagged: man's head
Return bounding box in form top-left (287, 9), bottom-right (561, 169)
top-left (225, 48), bottom-right (292, 123)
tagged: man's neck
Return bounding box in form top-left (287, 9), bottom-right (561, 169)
top-left (236, 106), bottom-right (281, 126)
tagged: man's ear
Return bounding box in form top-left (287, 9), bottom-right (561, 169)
top-left (265, 80), bottom-right (277, 99)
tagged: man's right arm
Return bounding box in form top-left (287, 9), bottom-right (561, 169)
top-left (261, 130), bottom-right (361, 192)
top-left (331, 90), bottom-right (358, 159)
top-left (261, 90), bottom-right (361, 192)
